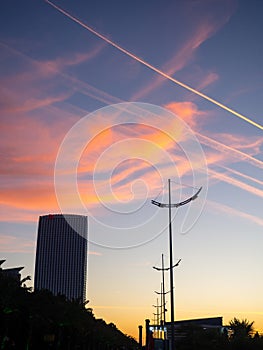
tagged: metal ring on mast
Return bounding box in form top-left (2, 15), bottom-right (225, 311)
top-left (151, 187), bottom-right (202, 208)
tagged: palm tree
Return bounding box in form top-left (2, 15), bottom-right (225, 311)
top-left (229, 317), bottom-right (254, 338)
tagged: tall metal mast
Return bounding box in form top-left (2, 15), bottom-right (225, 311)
top-left (151, 179), bottom-right (202, 350)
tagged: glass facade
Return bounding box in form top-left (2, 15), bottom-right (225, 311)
top-left (34, 214), bottom-right (88, 302)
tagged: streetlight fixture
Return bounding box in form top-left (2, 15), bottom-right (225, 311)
top-left (155, 283), bottom-right (169, 347)
top-left (153, 254), bottom-right (172, 329)
top-left (151, 179), bottom-right (202, 350)
top-left (153, 298), bottom-right (162, 339)
top-left (155, 283), bottom-right (165, 327)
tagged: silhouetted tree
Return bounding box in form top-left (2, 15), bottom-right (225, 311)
top-left (228, 317), bottom-right (256, 350)
top-left (229, 317), bottom-right (254, 338)
top-left (0, 272), bottom-right (139, 349)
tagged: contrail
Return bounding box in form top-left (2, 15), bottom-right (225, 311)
top-left (45, 0), bottom-right (263, 131)
top-left (197, 132), bottom-right (263, 169)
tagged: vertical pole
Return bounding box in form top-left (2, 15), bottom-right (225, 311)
top-left (160, 282), bottom-right (163, 329)
top-left (168, 179), bottom-right (175, 350)
top-left (162, 253), bottom-right (167, 350)
top-left (138, 325), bottom-right (143, 349)
top-left (162, 254), bottom-right (166, 326)
top-left (145, 319), bottom-right (150, 349)
top-left (157, 298), bottom-right (160, 338)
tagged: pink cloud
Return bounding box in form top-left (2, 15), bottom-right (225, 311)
top-left (2, 91), bottom-right (72, 114)
top-left (88, 251), bottom-right (102, 256)
top-left (195, 72), bottom-right (219, 92)
top-left (131, 17), bottom-right (226, 101)
top-left (1, 95), bottom-right (262, 222)
top-left (165, 101), bottom-right (207, 129)
top-left (1, 33), bottom-right (262, 227)
top-left (0, 42), bottom-right (106, 115)
top-left (36, 44), bottom-right (106, 78)
top-left (1, 121), bottom-right (61, 176)
top-left (0, 203), bottom-right (58, 223)
top-left (0, 182), bottom-right (59, 213)
top-left (1, 41), bottom-right (106, 85)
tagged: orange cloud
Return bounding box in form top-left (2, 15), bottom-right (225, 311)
top-left (54, 100), bottom-right (262, 213)
top-left (75, 118), bottom-right (199, 207)
top-left (1, 95), bottom-right (262, 227)
top-left (1, 39), bottom-right (262, 228)
top-left (0, 205), bottom-right (45, 223)
top-left (165, 101), bottom-right (207, 129)
top-left (0, 183), bottom-right (58, 212)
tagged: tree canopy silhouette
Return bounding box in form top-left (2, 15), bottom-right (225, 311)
top-left (0, 271), bottom-right (138, 349)
top-left (229, 317), bottom-right (254, 338)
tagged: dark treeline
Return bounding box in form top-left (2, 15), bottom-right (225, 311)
top-left (0, 272), bottom-right (139, 349)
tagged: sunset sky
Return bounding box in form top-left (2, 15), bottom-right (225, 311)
top-left (1, 0), bottom-right (263, 340)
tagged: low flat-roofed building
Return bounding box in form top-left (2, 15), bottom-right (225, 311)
top-left (0, 260), bottom-right (24, 283)
top-left (166, 316), bottom-right (226, 346)
top-left (147, 316), bottom-right (226, 349)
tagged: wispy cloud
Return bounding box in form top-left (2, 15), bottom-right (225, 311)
top-left (207, 200), bottom-right (263, 227)
top-left (131, 20), bottom-right (221, 100)
top-left (0, 234), bottom-right (35, 253)
top-left (197, 132), bottom-right (263, 169)
top-left (1, 90), bottom-right (72, 114)
top-left (1, 27), bottom-right (262, 231)
top-left (165, 101), bottom-right (208, 129)
top-left (88, 251), bottom-right (102, 256)
top-left (220, 165), bottom-right (263, 187)
top-left (0, 41), bottom-right (106, 114)
top-left (1, 96), bottom-right (262, 224)
top-left (1, 40), bottom-right (105, 84)
top-left (209, 169), bottom-right (263, 199)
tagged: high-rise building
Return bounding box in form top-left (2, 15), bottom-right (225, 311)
top-left (34, 214), bottom-right (88, 303)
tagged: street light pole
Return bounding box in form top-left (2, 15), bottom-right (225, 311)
top-left (161, 254), bottom-right (166, 327)
top-left (151, 179), bottom-right (202, 350)
top-left (168, 179), bottom-right (175, 350)
top-left (154, 255), bottom-right (179, 349)
top-left (153, 298), bottom-right (160, 338)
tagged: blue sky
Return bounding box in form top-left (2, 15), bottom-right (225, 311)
top-left (0, 0), bottom-right (262, 340)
